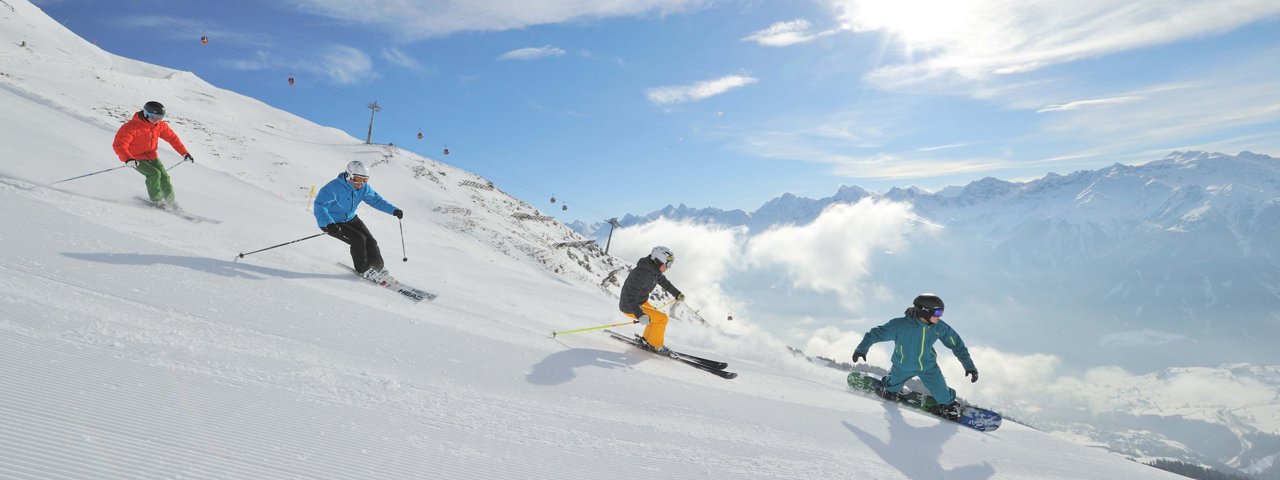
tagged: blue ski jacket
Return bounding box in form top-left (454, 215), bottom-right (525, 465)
top-left (313, 172), bottom-right (399, 228)
top-left (854, 315), bottom-right (977, 373)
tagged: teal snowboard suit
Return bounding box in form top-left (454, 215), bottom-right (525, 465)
top-left (853, 314), bottom-right (976, 405)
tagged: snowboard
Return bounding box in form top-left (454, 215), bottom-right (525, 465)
top-left (847, 371), bottom-right (1002, 432)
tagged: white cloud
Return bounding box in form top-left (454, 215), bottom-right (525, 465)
top-left (120, 15), bottom-right (275, 48)
top-left (315, 45), bottom-right (377, 85)
top-left (826, 0), bottom-right (1280, 87)
top-left (215, 45), bottom-right (379, 85)
top-left (497, 45), bottom-right (566, 61)
top-left (746, 199), bottom-right (927, 310)
top-left (382, 47), bottom-right (424, 70)
top-left (825, 153), bottom-right (1016, 179)
top-left (736, 129), bottom-right (1018, 179)
top-left (742, 19), bottom-right (836, 47)
top-left (1037, 96), bottom-right (1140, 113)
top-left (215, 51), bottom-right (274, 71)
top-left (285, 0), bottom-right (711, 39)
top-left (645, 75), bottom-right (758, 106)
top-left (1098, 329), bottom-right (1193, 348)
top-left (916, 143), bottom-right (973, 153)
top-left (610, 218), bottom-right (749, 331)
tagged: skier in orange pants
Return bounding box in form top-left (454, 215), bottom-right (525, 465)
top-left (618, 246), bottom-right (684, 353)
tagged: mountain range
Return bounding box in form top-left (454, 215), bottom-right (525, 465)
top-left (571, 151), bottom-right (1280, 478)
top-left (573, 150), bottom-right (1280, 371)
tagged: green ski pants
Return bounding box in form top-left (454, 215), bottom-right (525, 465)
top-left (134, 159), bottom-right (175, 203)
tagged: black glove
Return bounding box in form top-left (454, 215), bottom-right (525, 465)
top-left (966, 370), bottom-right (979, 383)
top-left (393, 209), bottom-right (403, 219)
top-left (183, 153), bottom-right (195, 163)
top-left (323, 223), bottom-right (343, 236)
top-left (124, 160), bottom-right (139, 169)
top-left (676, 293), bottom-right (686, 302)
top-left (851, 352), bottom-right (866, 363)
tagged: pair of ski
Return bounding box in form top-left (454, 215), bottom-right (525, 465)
top-left (337, 263), bottom-right (437, 303)
top-left (846, 371), bottom-right (1002, 432)
top-left (135, 197), bottom-right (221, 224)
top-left (604, 330), bottom-right (737, 379)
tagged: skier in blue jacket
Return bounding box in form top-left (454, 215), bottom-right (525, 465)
top-left (851, 293), bottom-right (979, 419)
top-left (314, 161), bottom-right (403, 284)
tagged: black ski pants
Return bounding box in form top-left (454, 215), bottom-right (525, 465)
top-left (326, 216), bottom-right (383, 274)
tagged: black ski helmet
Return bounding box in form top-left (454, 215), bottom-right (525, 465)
top-left (142, 101), bottom-right (165, 118)
top-left (913, 293), bottom-right (945, 318)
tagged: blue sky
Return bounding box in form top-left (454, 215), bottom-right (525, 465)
top-left (34, 0), bottom-right (1280, 223)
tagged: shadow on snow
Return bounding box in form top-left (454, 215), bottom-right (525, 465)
top-left (527, 347), bottom-right (642, 386)
top-left (844, 402), bottom-right (994, 480)
top-left (62, 252), bottom-right (345, 280)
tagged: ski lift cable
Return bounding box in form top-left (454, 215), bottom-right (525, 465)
top-left (167, 17), bottom-right (554, 201)
top-left (170, 16), bottom-right (640, 235)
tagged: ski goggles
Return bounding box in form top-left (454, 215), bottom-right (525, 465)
top-left (143, 110), bottom-right (165, 120)
top-left (350, 175), bottom-right (369, 184)
top-left (927, 308), bottom-right (944, 318)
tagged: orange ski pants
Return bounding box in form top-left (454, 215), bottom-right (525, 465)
top-left (624, 301), bottom-right (670, 349)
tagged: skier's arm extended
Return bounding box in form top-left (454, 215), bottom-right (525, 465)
top-left (656, 274), bottom-right (682, 299)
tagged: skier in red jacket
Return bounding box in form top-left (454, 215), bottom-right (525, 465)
top-left (112, 101), bottom-right (194, 209)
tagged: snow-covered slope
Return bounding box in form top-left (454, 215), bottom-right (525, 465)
top-left (0, 1), bottom-right (1188, 478)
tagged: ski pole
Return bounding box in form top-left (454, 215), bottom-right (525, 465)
top-left (399, 218), bottom-right (408, 262)
top-left (550, 298), bottom-right (680, 337)
top-left (166, 157), bottom-right (191, 171)
top-left (551, 321), bottom-right (638, 338)
top-left (235, 233), bottom-right (326, 260)
top-left (655, 298), bottom-right (677, 311)
top-left (50, 165), bottom-right (127, 185)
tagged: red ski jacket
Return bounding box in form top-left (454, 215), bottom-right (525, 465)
top-left (112, 111), bottom-right (189, 162)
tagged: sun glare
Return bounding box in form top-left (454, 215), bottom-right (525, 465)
top-left (844, 0), bottom-right (978, 55)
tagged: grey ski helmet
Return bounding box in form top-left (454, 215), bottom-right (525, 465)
top-left (142, 101), bottom-right (165, 119)
top-left (913, 293), bottom-right (945, 318)
top-left (650, 246), bottom-right (674, 266)
top-left (346, 160), bottom-right (369, 178)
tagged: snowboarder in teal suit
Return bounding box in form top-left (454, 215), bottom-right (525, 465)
top-left (850, 293), bottom-right (979, 419)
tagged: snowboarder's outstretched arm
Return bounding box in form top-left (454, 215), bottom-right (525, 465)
top-left (854, 318), bottom-right (904, 355)
top-left (935, 321), bottom-right (977, 373)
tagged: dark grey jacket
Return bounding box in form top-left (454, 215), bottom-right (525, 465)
top-left (618, 256), bottom-right (682, 318)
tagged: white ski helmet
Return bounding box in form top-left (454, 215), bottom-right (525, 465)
top-left (346, 160), bottom-right (369, 178)
top-left (650, 246), bottom-right (674, 266)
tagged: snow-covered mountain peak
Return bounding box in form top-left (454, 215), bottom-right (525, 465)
top-left (952, 176), bottom-right (1021, 204)
top-left (831, 184), bottom-right (871, 201)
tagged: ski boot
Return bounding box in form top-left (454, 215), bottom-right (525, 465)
top-left (361, 267), bottom-right (393, 285)
top-left (635, 335), bottom-right (671, 355)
